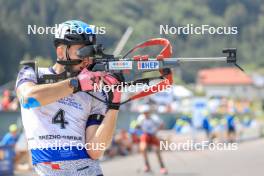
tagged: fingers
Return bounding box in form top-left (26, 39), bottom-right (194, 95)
top-left (103, 74), bottom-right (120, 85)
top-left (103, 75), bottom-right (120, 88)
top-left (77, 69), bottom-right (105, 91)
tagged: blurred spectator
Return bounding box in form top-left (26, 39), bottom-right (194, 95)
top-left (1, 89), bottom-right (11, 111)
top-left (1, 124), bottom-right (19, 147)
top-left (9, 97), bottom-right (19, 111)
top-left (104, 129), bottom-right (133, 159)
top-left (173, 114), bottom-right (192, 134)
top-left (114, 129), bottom-right (133, 156)
top-left (202, 110), bottom-right (212, 139)
top-left (0, 89), bottom-right (19, 111)
top-left (0, 125), bottom-right (31, 171)
top-left (0, 123), bottom-right (20, 171)
top-left (242, 116), bottom-right (252, 127)
top-left (104, 139), bottom-right (118, 159)
top-left (225, 112), bottom-right (237, 143)
top-left (129, 120), bottom-right (142, 152)
top-left (14, 132), bottom-right (32, 171)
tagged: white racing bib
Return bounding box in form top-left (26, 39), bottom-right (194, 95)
top-left (16, 66), bottom-right (107, 164)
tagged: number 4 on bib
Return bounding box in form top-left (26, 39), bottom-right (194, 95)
top-left (52, 109), bottom-right (69, 129)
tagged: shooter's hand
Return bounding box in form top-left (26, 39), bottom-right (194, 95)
top-left (77, 68), bottom-right (103, 92)
top-left (103, 73), bottom-right (124, 110)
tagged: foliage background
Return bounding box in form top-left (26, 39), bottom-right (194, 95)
top-left (0, 0), bottom-right (263, 84)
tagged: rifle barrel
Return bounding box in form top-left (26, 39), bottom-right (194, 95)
top-left (121, 57), bottom-right (227, 62)
top-left (168, 57), bottom-right (227, 62)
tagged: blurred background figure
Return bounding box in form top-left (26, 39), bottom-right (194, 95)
top-left (173, 113), bottom-right (192, 134)
top-left (225, 110), bottom-right (237, 143)
top-left (129, 119), bottom-right (142, 153)
top-left (1, 89), bottom-right (11, 111)
top-left (0, 89), bottom-right (19, 112)
top-left (104, 139), bottom-right (119, 160)
top-left (136, 107), bottom-right (167, 174)
top-left (202, 110), bottom-right (213, 142)
top-left (0, 123), bottom-right (19, 173)
top-left (0, 124), bottom-right (31, 172)
top-left (114, 129), bottom-right (133, 156)
top-left (1, 124), bottom-right (19, 148)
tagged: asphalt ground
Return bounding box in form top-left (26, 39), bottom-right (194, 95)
top-left (101, 139), bottom-right (264, 176)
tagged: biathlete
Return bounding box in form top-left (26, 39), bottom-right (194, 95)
top-left (16, 20), bottom-right (122, 176)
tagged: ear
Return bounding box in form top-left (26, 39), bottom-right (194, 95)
top-left (56, 45), bottom-right (65, 59)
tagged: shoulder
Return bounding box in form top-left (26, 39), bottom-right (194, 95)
top-left (17, 66), bottom-right (36, 77)
top-left (16, 67), bottom-right (50, 90)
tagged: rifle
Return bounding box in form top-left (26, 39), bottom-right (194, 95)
top-left (20, 38), bottom-right (243, 104)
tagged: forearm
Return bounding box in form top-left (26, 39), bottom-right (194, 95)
top-left (91, 110), bottom-right (118, 147)
top-left (18, 79), bottom-right (73, 107)
top-left (86, 110), bottom-right (118, 159)
top-left (86, 73), bottom-right (121, 159)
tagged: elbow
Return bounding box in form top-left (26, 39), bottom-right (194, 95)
top-left (17, 84), bottom-right (41, 109)
top-left (20, 93), bottom-right (41, 109)
top-left (87, 150), bottom-right (104, 160)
